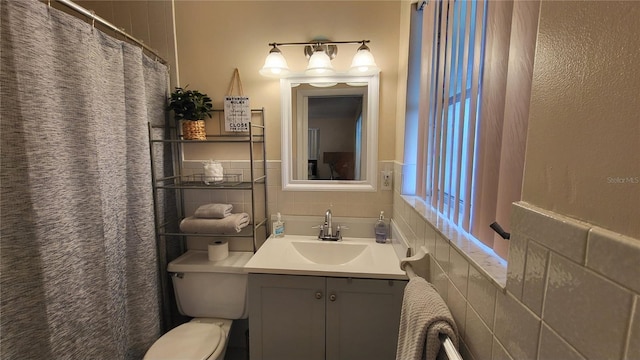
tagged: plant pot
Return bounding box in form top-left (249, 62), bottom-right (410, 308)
top-left (182, 120), bottom-right (206, 140)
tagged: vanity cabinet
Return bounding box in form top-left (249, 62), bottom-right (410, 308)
top-left (248, 274), bottom-right (407, 360)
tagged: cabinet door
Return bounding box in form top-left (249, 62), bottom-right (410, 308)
top-left (325, 278), bottom-right (407, 360)
top-left (248, 274), bottom-right (326, 360)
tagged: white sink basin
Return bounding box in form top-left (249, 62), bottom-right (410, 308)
top-left (244, 235), bottom-right (407, 279)
top-left (292, 241), bottom-right (368, 265)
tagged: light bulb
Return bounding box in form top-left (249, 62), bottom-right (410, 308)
top-left (305, 50), bottom-right (335, 76)
top-left (259, 47), bottom-right (290, 78)
top-left (349, 44), bottom-right (380, 75)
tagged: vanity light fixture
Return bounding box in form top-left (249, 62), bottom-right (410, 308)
top-left (259, 44), bottom-right (290, 78)
top-left (305, 45), bottom-right (335, 76)
top-left (259, 40), bottom-right (380, 78)
top-left (349, 42), bottom-right (380, 75)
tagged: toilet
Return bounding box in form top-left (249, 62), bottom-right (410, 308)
top-left (144, 249), bottom-right (252, 360)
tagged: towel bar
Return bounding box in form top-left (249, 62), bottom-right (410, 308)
top-left (400, 248), bottom-right (463, 360)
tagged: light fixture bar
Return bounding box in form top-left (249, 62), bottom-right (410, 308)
top-left (259, 40), bottom-right (378, 78)
top-left (268, 40), bottom-right (370, 47)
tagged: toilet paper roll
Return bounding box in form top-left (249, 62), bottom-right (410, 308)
top-left (208, 241), bottom-right (229, 261)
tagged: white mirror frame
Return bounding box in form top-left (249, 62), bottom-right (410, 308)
top-left (281, 74), bottom-right (379, 191)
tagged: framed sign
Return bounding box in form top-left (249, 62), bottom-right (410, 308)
top-left (224, 96), bottom-right (250, 132)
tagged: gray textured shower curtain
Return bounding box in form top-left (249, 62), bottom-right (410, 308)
top-left (1, 0), bottom-right (167, 358)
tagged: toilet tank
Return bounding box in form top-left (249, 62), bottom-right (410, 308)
top-left (168, 250), bottom-right (252, 319)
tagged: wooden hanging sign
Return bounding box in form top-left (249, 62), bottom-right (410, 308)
top-left (224, 68), bottom-right (250, 132)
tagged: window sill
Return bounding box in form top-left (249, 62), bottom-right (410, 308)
top-left (400, 195), bottom-right (507, 289)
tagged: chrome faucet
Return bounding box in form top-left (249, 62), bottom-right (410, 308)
top-left (317, 209), bottom-right (342, 241)
top-left (325, 209), bottom-right (333, 237)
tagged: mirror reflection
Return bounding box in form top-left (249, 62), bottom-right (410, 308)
top-left (293, 85), bottom-right (366, 180)
top-left (281, 75), bottom-right (379, 191)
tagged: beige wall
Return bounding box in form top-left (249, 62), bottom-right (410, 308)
top-left (173, 0), bottom-right (401, 161)
top-left (50, 2), bottom-right (640, 358)
top-left (522, 1), bottom-right (640, 239)
top-left (67, 0), bottom-right (638, 236)
top-left (72, 0), bottom-right (177, 87)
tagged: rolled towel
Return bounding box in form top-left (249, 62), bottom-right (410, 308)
top-left (180, 213), bottom-right (251, 234)
top-left (194, 203), bottom-right (233, 219)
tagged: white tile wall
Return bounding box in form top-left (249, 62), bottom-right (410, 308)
top-left (544, 254), bottom-right (633, 359)
top-left (266, 160), bottom-right (394, 219)
top-left (538, 325), bottom-right (586, 360)
top-left (393, 162), bottom-right (640, 360)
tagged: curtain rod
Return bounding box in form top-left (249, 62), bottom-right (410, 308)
top-left (52, 0), bottom-right (168, 65)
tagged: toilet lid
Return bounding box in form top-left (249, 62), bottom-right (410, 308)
top-left (144, 322), bottom-right (224, 360)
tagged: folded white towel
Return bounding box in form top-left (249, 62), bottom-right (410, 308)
top-left (194, 203), bottom-right (233, 219)
top-left (395, 277), bottom-right (458, 360)
top-left (180, 213), bottom-right (250, 234)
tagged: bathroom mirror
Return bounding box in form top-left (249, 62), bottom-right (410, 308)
top-left (281, 74), bottom-right (379, 191)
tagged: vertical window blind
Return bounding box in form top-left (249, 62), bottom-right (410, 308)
top-left (409, 0), bottom-right (538, 259)
top-left (417, 0), bottom-right (488, 240)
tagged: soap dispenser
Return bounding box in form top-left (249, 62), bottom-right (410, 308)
top-left (374, 211), bottom-right (388, 243)
top-left (273, 212), bottom-right (285, 238)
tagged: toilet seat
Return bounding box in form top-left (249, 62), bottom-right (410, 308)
top-left (144, 322), bottom-right (225, 360)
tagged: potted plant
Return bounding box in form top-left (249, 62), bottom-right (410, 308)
top-left (167, 86), bottom-right (213, 140)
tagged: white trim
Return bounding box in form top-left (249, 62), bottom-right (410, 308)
top-left (281, 74), bottom-right (379, 191)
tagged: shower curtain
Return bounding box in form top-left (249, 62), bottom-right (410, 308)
top-left (1, 0), bottom-right (168, 358)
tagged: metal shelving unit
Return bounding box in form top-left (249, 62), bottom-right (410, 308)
top-left (149, 108), bottom-right (268, 329)
top-left (149, 108), bottom-right (269, 253)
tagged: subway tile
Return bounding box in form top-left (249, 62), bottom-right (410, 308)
top-left (511, 202), bottom-right (589, 263)
top-left (210, 191), bottom-right (227, 204)
top-left (626, 296), bottom-right (639, 360)
top-left (464, 304), bottom-right (493, 360)
top-left (538, 324), bottom-right (585, 360)
top-left (228, 160), bottom-right (250, 169)
top-left (424, 222), bottom-right (437, 255)
top-left (467, 265), bottom-right (498, 330)
top-left (544, 253), bottom-right (633, 360)
top-left (266, 186), bottom-right (278, 205)
top-left (448, 248), bottom-right (470, 297)
top-left (494, 291), bottom-right (541, 359)
top-left (506, 232), bottom-right (527, 300)
top-left (226, 190), bottom-right (244, 204)
top-left (327, 204), bottom-right (348, 217)
top-left (266, 161), bottom-right (280, 169)
top-left (346, 191), bottom-right (371, 204)
top-left (586, 226), bottom-right (640, 293)
top-left (292, 202), bottom-right (313, 215)
top-left (407, 208), bottom-right (417, 236)
top-left (293, 191), bottom-right (320, 204)
top-left (522, 240), bottom-right (549, 316)
top-left (435, 233), bottom-right (451, 274)
top-left (447, 280), bottom-right (467, 339)
top-left (413, 216), bottom-right (426, 249)
top-left (459, 339), bottom-right (476, 360)
top-left (267, 202), bottom-right (277, 217)
top-left (395, 215), bottom-right (414, 250)
top-left (182, 188), bottom-right (210, 204)
top-left (430, 256), bottom-right (449, 300)
top-left (491, 337), bottom-right (513, 360)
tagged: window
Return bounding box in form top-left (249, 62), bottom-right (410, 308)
top-left (404, 0), bottom-right (537, 259)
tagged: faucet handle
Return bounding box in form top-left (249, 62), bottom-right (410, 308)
top-left (313, 224), bottom-right (326, 240)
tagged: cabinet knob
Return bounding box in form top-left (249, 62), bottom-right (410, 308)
top-left (315, 291), bottom-right (323, 299)
top-left (329, 294), bottom-right (337, 302)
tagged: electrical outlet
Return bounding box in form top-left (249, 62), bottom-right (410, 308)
top-left (381, 171), bottom-right (392, 190)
